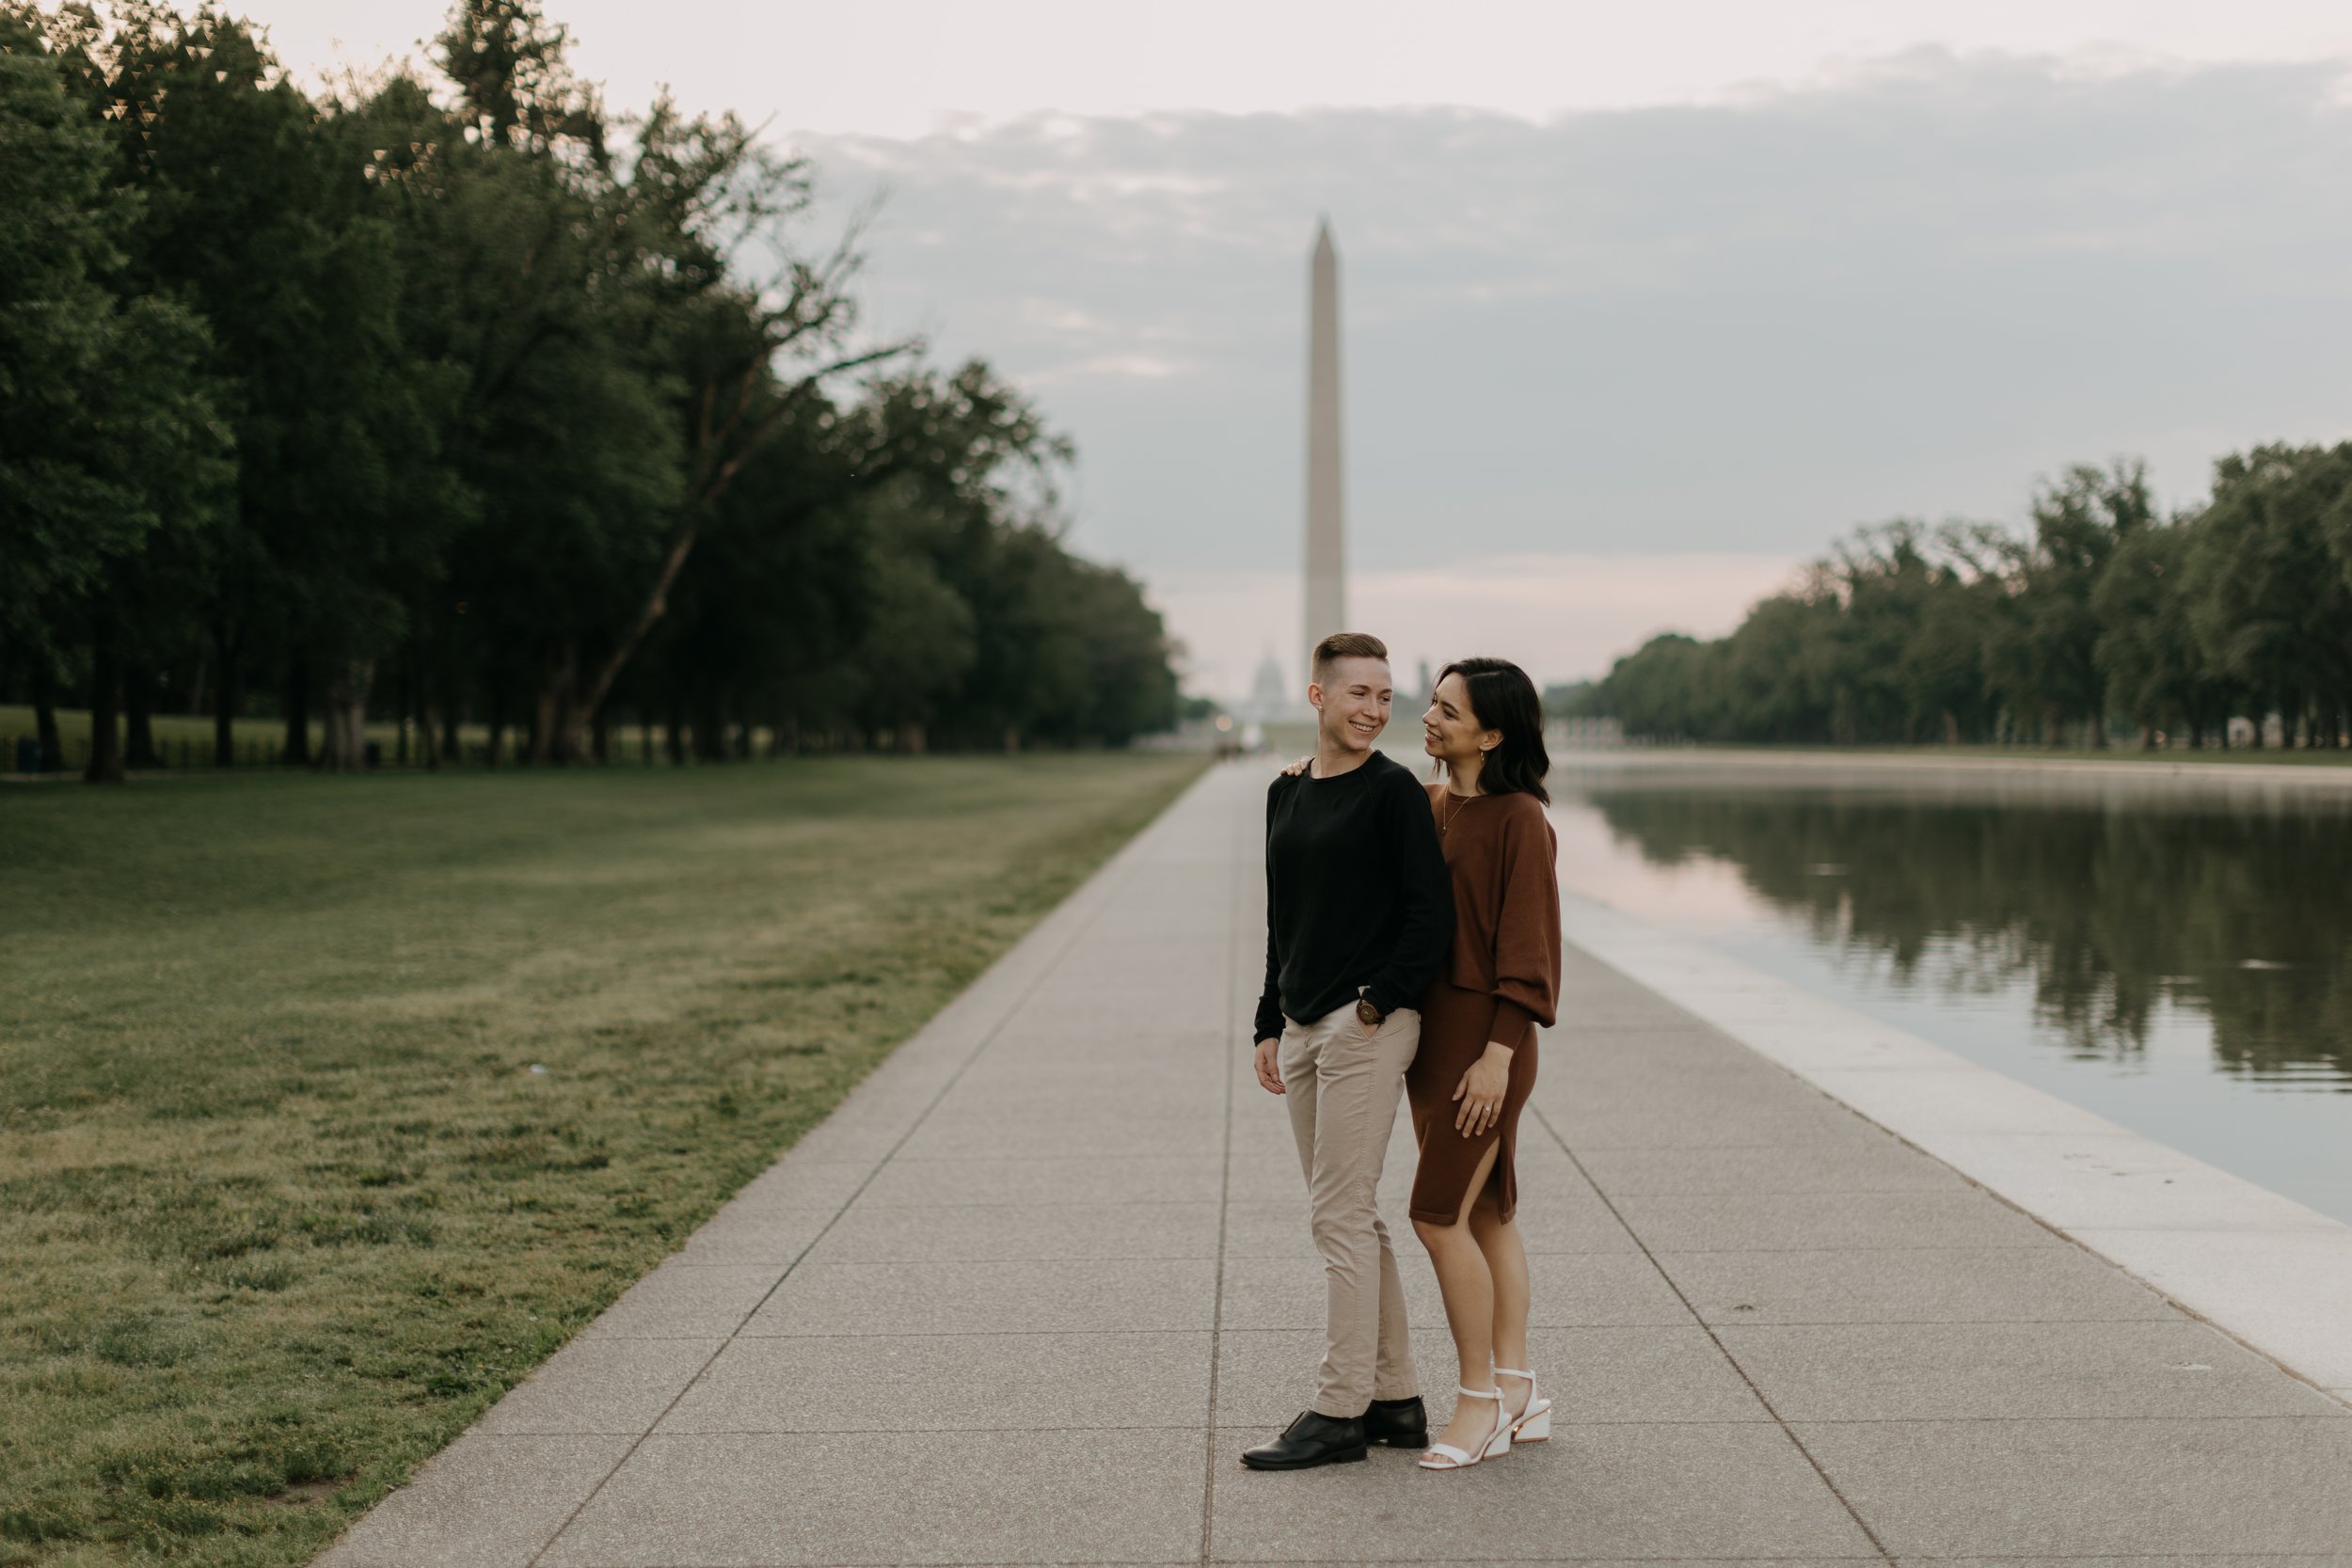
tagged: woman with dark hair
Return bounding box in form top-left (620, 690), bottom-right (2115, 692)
top-left (1280, 656), bottom-right (1561, 1469)
top-left (1405, 657), bottom-right (1560, 1470)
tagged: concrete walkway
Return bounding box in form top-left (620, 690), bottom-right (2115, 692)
top-left (323, 763), bottom-right (2352, 1567)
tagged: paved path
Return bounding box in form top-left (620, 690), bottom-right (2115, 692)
top-left (324, 763), bottom-right (2352, 1567)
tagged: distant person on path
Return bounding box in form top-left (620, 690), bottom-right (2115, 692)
top-left (1278, 657), bottom-right (1562, 1471)
top-left (1240, 632), bottom-right (1454, 1472)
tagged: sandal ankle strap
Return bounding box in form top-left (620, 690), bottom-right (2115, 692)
top-left (1494, 1368), bottom-right (1535, 1379)
top-left (1454, 1385), bottom-right (1499, 1399)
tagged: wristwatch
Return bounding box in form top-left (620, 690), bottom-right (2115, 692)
top-left (1356, 997), bottom-right (1384, 1030)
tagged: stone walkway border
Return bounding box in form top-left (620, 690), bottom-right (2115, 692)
top-left (1562, 888), bottom-right (2352, 1405)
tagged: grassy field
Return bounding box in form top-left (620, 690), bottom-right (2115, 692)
top-left (0, 753), bottom-right (1207, 1566)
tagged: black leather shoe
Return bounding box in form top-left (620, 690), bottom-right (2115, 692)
top-left (1239, 1409), bottom-right (1369, 1470)
top-left (1363, 1394), bottom-right (1428, 1448)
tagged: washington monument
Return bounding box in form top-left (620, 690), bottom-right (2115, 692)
top-left (1304, 221), bottom-right (1345, 681)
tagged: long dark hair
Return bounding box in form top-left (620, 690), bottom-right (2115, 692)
top-left (1438, 657), bottom-right (1550, 803)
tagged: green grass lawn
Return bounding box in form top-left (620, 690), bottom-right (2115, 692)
top-left (0, 754), bottom-right (1207, 1566)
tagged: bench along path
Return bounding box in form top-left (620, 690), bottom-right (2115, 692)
top-left (323, 762), bottom-right (2352, 1568)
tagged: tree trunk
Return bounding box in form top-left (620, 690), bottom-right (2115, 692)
top-left (485, 686), bottom-right (509, 768)
top-left (530, 644), bottom-right (577, 765)
top-left (31, 657), bottom-right (63, 772)
top-left (664, 695), bottom-right (687, 766)
top-left (440, 703), bottom-right (461, 768)
top-left (574, 525), bottom-right (701, 752)
top-left (184, 647), bottom-right (207, 721)
top-left (395, 660), bottom-right (412, 768)
top-left (283, 648), bottom-right (313, 766)
top-left (691, 691), bottom-right (727, 762)
top-left (212, 618), bottom-right (239, 768)
top-left (320, 660), bottom-right (373, 771)
top-left (125, 663), bottom-right (160, 769)
top-left (86, 624), bottom-right (124, 784)
top-left (591, 705), bottom-right (610, 764)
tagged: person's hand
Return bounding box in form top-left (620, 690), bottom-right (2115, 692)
top-left (1280, 754), bottom-right (1311, 777)
top-left (1453, 1043), bottom-right (1513, 1136)
top-left (1253, 1037), bottom-right (1286, 1095)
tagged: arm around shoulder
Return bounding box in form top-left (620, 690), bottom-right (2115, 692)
top-left (1364, 765), bottom-right (1454, 1015)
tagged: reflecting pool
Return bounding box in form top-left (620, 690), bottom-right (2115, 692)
top-left (1552, 762), bottom-right (2352, 1227)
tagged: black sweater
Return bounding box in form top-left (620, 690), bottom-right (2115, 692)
top-left (1254, 751), bottom-right (1455, 1042)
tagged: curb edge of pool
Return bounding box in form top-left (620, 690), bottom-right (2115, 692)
top-left (1559, 887), bottom-right (2352, 1409)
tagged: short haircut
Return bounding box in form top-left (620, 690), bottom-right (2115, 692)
top-left (1312, 632), bottom-right (1389, 683)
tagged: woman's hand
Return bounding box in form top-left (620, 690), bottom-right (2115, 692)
top-left (1453, 1042), bottom-right (1514, 1136)
top-left (1280, 755), bottom-right (1311, 777)
top-left (1253, 1037), bottom-right (1286, 1096)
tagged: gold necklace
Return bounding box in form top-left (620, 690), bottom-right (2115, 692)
top-left (1438, 789), bottom-right (1473, 836)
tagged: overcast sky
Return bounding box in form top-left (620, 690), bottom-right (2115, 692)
top-left (235, 2), bottom-right (2352, 696)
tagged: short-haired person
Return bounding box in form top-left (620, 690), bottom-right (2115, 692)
top-left (1240, 633), bottom-right (1454, 1471)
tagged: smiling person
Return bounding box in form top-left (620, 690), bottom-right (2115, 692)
top-left (1240, 632), bottom-right (1454, 1472)
top-left (1406, 657), bottom-right (1561, 1471)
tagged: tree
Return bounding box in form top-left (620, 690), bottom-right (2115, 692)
top-left (0, 8), bottom-right (231, 781)
top-left (2094, 520), bottom-right (2225, 745)
top-left (1985, 462), bottom-right (2153, 746)
top-left (564, 96), bottom-right (915, 746)
top-left (0, 0), bottom-right (1183, 768)
top-left (2184, 445), bottom-right (2352, 747)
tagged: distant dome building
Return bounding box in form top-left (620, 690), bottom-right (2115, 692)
top-left (1240, 648), bottom-right (1307, 722)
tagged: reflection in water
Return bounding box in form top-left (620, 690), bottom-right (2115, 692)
top-left (1578, 780), bottom-right (2352, 1089)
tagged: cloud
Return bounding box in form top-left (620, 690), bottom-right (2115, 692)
top-left (787, 49), bottom-right (2352, 685)
top-left (1024, 353), bottom-right (1193, 386)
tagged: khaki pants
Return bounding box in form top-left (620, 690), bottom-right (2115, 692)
top-left (1279, 1003), bottom-right (1422, 1417)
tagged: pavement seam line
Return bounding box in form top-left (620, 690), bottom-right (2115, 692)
top-left (1531, 1101), bottom-right (1902, 1567)
top-left (1198, 777), bottom-right (1248, 1565)
top-left (518, 795), bottom-right (1172, 1568)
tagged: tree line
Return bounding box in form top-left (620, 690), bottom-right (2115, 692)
top-left (1, 0), bottom-right (1178, 782)
top-left (1580, 450), bottom-right (2352, 747)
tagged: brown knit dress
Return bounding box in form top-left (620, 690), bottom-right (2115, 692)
top-left (1405, 784), bottom-right (1562, 1226)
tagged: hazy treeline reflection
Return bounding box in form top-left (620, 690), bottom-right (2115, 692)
top-left (1583, 784), bottom-right (2352, 1086)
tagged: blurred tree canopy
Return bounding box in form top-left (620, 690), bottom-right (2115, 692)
top-left (0, 0), bottom-right (1176, 779)
top-left (1581, 455), bottom-right (2352, 749)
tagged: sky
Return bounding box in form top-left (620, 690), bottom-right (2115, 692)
top-left (232, 2), bottom-right (2352, 698)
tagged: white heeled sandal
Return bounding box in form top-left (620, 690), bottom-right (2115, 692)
top-left (1496, 1367), bottom-right (1552, 1442)
top-left (1416, 1386), bottom-right (1512, 1470)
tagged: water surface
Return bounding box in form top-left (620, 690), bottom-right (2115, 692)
top-left (1552, 764), bottom-right (2352, 1225)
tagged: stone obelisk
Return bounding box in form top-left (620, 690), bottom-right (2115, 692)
top-left (1303, 220), bottom-right (1345, 685)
